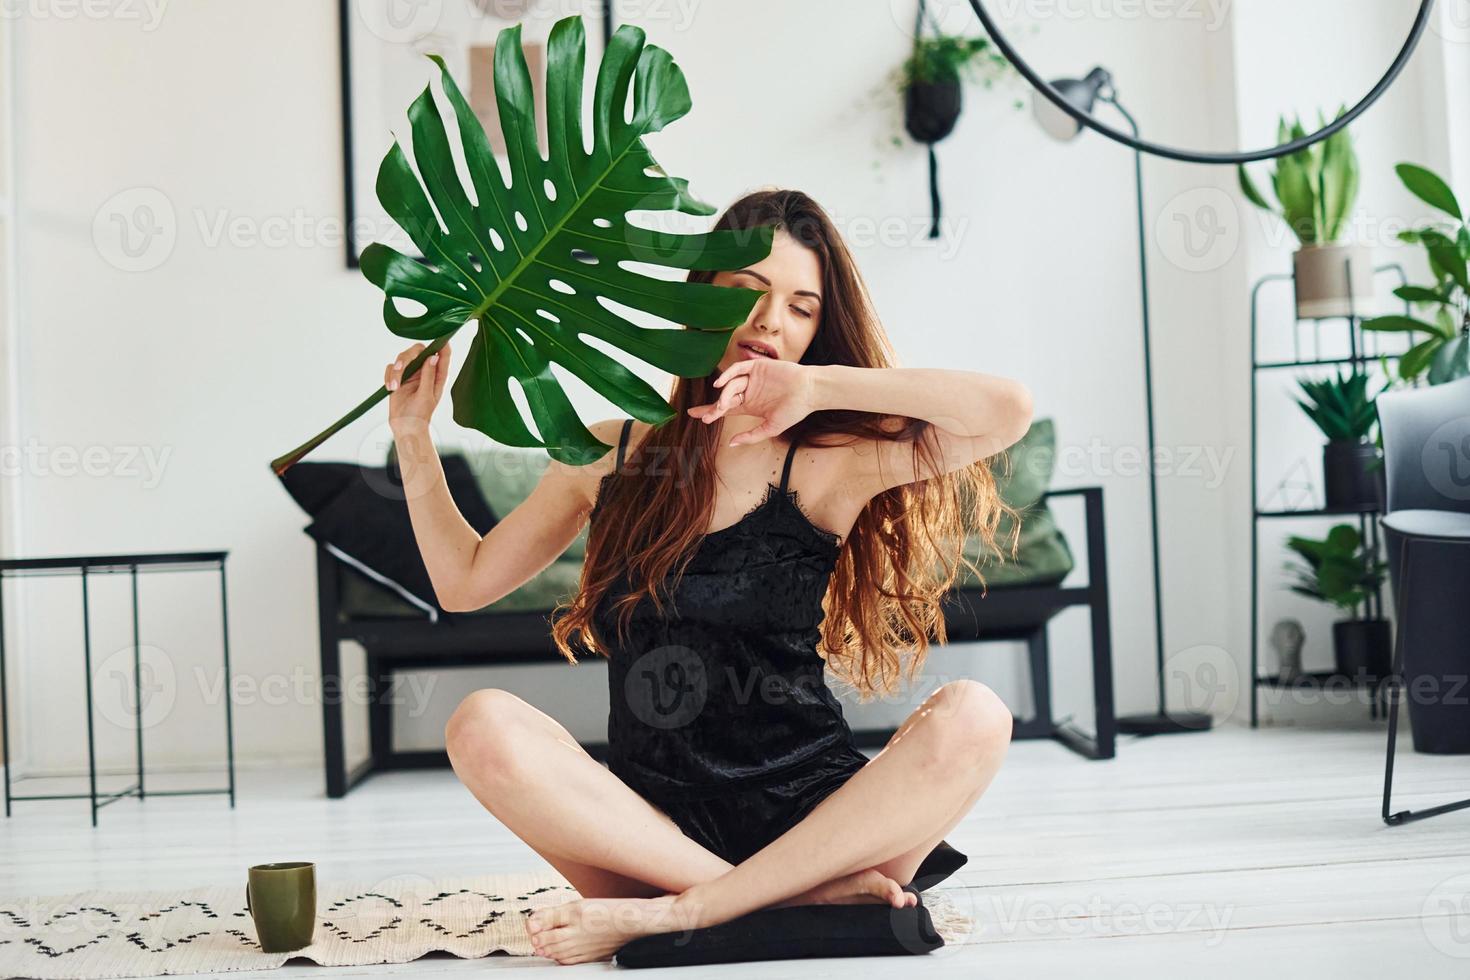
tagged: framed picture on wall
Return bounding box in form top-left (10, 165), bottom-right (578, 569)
top-left (338, 0), bottom-right (614, 268)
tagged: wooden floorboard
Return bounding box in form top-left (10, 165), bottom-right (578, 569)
top-left (2, 724), bottom-right (1467, 976)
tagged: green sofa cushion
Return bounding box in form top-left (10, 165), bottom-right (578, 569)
top-left (467, 444), bottom-right (592, 562)
top-left (387, 442), bottom-right (592, 560)
top-left (948, 418), bottom-right (1074, 589)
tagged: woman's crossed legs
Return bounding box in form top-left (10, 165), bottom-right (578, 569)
top-left (443, 689), bottom-right (919, 905)
top-left (445, 678), bottom-right (1011, 965)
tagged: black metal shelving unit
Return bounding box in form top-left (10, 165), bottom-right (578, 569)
top-left (1248, 262), bottom-right (1418, 728)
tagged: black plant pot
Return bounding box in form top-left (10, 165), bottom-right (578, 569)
top-left (1332, 618), bottom-right (1392, 684)
top-left (904, 77), bottom-right (963, 144)
top-left (1383, 525), bottom-right (1470, 754)
top-left (1323, 440), bottom-right (1384, 511)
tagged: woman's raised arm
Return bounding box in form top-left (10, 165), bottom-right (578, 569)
top-left (384, 342), bottom-right (614, 614)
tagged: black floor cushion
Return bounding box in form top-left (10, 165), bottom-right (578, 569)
top-left (910, 838), bottom-right (968, 891)
top-left (614, 885), bottom-right (944, 968)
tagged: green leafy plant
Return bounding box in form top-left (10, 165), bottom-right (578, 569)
top-left (1284, 524), bottom-right (1388, 615)
top-left (899, 33), bottom-right (1016, 90)
top-left (1360, 162), bottom-right (1470, 384)
top-left (1293, 368), bottom-right (1386, 442)
top-left (1238, 108), bottom-right (1359, 248)
top-left (866, 28), bottom-right (1022, 163)
top-left (271, 16), bottom-right (775, 475)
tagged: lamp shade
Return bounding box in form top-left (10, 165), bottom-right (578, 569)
top-left (1032, 67), bottom-right (1111, 141)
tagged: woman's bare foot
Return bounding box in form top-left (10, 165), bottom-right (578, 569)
top-left (778, 868), bottom-right (917, 910)
top-left (526, 893), bottom-right (698, 965)
top-left (524, 870), bottom-right (915, 964)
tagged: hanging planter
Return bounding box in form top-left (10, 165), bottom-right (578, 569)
top-left (898, 5), bottom-right (1018, 239)
top-left (904, 75), bottom-right (962, 145)
top-left (904, 76), bottom-right (961, 241)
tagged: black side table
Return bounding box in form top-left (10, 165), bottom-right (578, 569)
top-left (0, 551), bottom-right (236, 826)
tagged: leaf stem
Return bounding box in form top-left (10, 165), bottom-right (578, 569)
top-left (269, 332), bottom-right (456, 476)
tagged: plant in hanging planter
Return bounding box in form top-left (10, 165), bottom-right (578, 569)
top-left (898, 33), bottom-right (1018, 141)
top-left (1239, 109), bottom-right (1371, 319)
top-left (894, 29), bottom-right (1019, 238)
top-left (1283, 523), bottom-right (1391, 682)
top-left (1360, 162), bottom-right (1470, 385)
top-left (1293, 368), bottom-right (1390, 511)
top-left (269, 15), bottom-right (776, 475)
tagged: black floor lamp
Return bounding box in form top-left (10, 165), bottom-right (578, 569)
top-left (1031, 68), bottom-right (1211, 736)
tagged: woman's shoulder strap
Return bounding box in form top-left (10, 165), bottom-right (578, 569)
top-left (778, 433), bottom-right (801, 493)
top-left (615, 418), bottom-right (634, 472)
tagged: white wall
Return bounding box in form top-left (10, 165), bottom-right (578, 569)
top-left (0, 0), bottom-right (1455, 779)
top-left (5, 0), bottom-right (364, 776)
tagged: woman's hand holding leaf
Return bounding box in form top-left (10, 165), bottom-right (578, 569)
top-left (386, 341), bottom-right (453, 434)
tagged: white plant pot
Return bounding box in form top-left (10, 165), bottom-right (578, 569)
top-left (1293, 243), bottom-right (1375, 320)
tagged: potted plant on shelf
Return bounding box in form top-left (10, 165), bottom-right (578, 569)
top-left (1284, 523), bottom-right (1391, 682)
top-left (1361, 162), bottom-right (1470, 385)
top-left (1239, 109), bottom-right (1372, 319)
top-left (1293, 368), bottom-right (1390, 511)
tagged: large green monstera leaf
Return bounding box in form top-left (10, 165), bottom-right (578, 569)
top-left (271, 14), bottom-right (773, 474)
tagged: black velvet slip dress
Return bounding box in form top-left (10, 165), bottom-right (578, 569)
top-left (587, 418), bottom-right (967, 884)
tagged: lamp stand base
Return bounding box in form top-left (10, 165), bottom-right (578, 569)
top-left (1117, 711), bottom-right (1214, 736)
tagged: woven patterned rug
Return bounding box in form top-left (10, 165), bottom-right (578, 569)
top-left (0, 870), bottom-right (974, 978)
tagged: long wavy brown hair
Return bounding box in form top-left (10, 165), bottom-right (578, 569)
top-left (550, 189), bottom-right (1020, 700)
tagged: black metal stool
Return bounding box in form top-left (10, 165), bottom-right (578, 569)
top-left (1376, 378), bottom-right (1470, 826)
top-left (0, 550), bottom-right (236, 826)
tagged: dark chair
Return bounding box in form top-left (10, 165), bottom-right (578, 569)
top-left (1377, 376), bottom-right (1470, 825)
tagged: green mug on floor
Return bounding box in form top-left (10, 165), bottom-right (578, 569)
top-left (245, 862), bottom-right (317, 952)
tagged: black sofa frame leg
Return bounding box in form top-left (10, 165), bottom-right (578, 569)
top-left (318, 543), bottom-right (347, 799)
top-left (318, 543), bottom-right (375, 799)
top-left (1011, 625), bottom-right (1055, 740)
top-left (1073, 485), bottom-right (1118, 760)
top-left (1026, 487), bottom-right (1117, 761)
top-left (369, 654), bottom-right (395, 773)
top-left (1017, 620), bottom-right (1117, 761)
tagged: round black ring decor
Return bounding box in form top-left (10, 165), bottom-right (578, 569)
top-left (965, 0), bottom-right (1439, 164)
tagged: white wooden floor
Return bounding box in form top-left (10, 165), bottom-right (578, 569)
top-left (3, 724), bottom-right (1468, 978)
